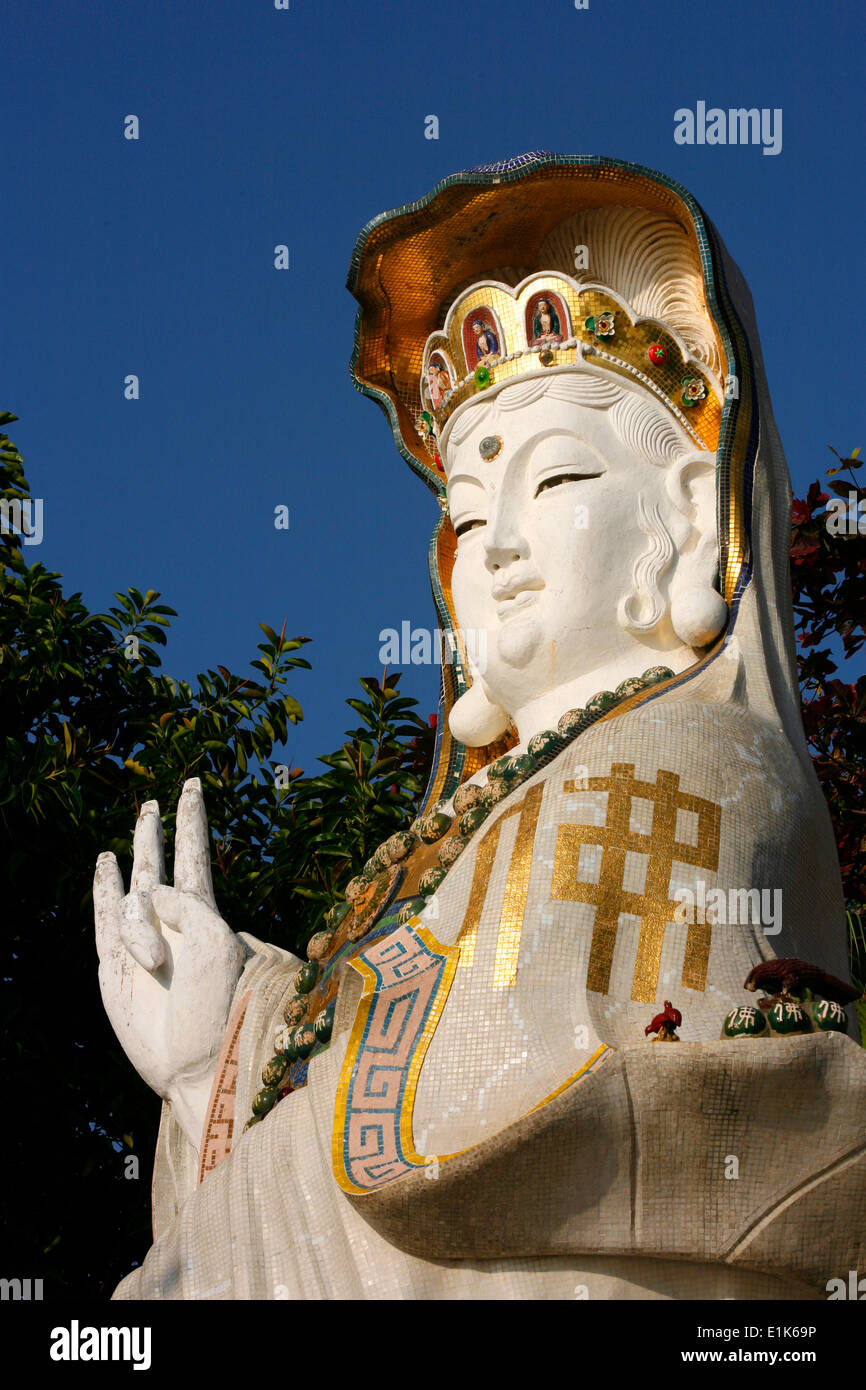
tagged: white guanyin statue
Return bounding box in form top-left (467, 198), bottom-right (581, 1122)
top-left (97, 153), bottom-right (865, 1300)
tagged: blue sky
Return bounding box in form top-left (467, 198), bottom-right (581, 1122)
top-left (4, 0), bottom-right (863, 775)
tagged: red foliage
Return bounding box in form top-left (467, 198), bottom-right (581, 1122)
top-left (791, 449), bottom-right (865, 905)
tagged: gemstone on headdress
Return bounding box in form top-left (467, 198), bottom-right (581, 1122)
top-left (585, 311), bottom-right (615, 340)
top-left (681, 375), bottom-right (708, 407)
top-left (479, 434), bottom-right (503, 460)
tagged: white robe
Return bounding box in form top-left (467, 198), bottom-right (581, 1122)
top-left (115, 658), bottom-right (864, 1300)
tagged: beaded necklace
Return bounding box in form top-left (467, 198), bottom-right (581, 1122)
top-left (246, 665), bottom-right (673, 1128)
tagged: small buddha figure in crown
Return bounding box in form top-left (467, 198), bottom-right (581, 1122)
top-left (471, 317), bottom-right (500, 366)
top-left (426, 355), bottom-right (451, 409)
top-left (98, 155), bottom-right (862, 1302)
top-left (530, 294), bottom-right (563, 346)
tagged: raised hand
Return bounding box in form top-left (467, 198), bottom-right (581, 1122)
top-left (94, 779), bottom-right (246, 1153)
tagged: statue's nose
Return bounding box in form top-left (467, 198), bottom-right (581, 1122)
top-left (483, 503), bottom-right (529, 575)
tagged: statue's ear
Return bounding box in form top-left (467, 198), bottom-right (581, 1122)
top-left (665, 453), bottom-right (728, 648)
top-left (664, 454), bottom-right (719, 590)
top-left (449, 673), bottom-right (509, 747)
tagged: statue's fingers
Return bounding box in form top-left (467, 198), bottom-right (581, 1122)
top-left (120, 891), bottom-right (166, 971)
top-left (173, 778), bottom-right (217, 909)
top-left (93, 852), bottom-right (125, 962)
top-left (129, 800), bottom-right (165, 893)
top-left (152, 885), bottom-right (242, 964)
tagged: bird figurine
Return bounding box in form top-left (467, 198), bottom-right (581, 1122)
top-left (645, 1000), bottom-right (682, 1042)
top-left (744, 958), bottom-right (861, 1010)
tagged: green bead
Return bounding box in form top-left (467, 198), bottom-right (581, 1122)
top-left (418, 811), bottom-right (452, 843)
top-left (557, 708), bottom-right (587, 737)
top-left (527, 729), bottom-right (558, 759)
top-left (642, 666), bottom-right (674, 685)
top-left (584, 690), bottom-right (617, 716)
top-left (283, 995), bottom-right (307, 1026)
top-left (294, 960), bottom-right (319, 995)
top-left (722, 1005), bottom-right (767, 1039)
top-left (766, 1000), bottom-right (812, 1035)
top-left (419, 866), bottom-right (446, 896)
top-left (385, 830), bottom-right (416, 863)
top-left (292, 1025), bottom-right (316, 1059)
top-left (314, 1004), bottom-right (335, 1044)
top-left (439, 836), bottom-right (467, 868)
top-left (460, 806), bottom-right (489, 837)
top-left (262, 1055), bottom-right (289, 1087)
top-left (453, 782), bottom-right (483, 814)
top-left (306, 930), bottom-right (334, 962)
top-left (614, 676), bottom-right (645, 700)
top-left (481, 780), bottom-right (509, 810)
top-left (474, 366), bottom-right (491, 389)
top-left (487, 756), bottom-right (515, 782)
top-left (252, 1087), bottom-right (278, 1117)
top-left (809, 998), bottom-right (849, 1033)
top-left (397, 896), bottom-right (427, 925)
top-left (369, 840), bottom-right (397, 875)
top-left (510, 754), bottom-right (535, 781)
top-left (326, 901), bottom-right (352, 930)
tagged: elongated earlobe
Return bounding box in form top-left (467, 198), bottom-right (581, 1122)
top-left (449, 677), bottom-right (509, 747)
top-left (670, 586), bottom-right (728, 647)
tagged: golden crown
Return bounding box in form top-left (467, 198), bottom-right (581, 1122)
top-left (416, 272), bottom-right (722, 457)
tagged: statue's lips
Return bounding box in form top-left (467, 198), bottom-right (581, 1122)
top-left (496, 589), bottom-right (542, 622)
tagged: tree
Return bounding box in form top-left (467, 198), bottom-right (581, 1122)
top-left (0, 413), bottom-right (434, 1295)
top-left (790, 446), bottom-right (866, 1039)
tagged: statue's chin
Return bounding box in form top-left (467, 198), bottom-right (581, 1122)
top-left (497, 615), bottom-right (543, 670)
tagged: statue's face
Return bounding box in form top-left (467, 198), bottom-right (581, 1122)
top-left (445, 383), bottom-right (677, 717)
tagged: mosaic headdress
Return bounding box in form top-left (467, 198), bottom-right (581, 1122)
top-left (347, 152), bottom-right (796, 810)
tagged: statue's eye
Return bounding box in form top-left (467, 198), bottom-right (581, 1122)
top-left (454, 518), bottom-right (486, 538)
top-left (534, 471), bottom-right (603, 498)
